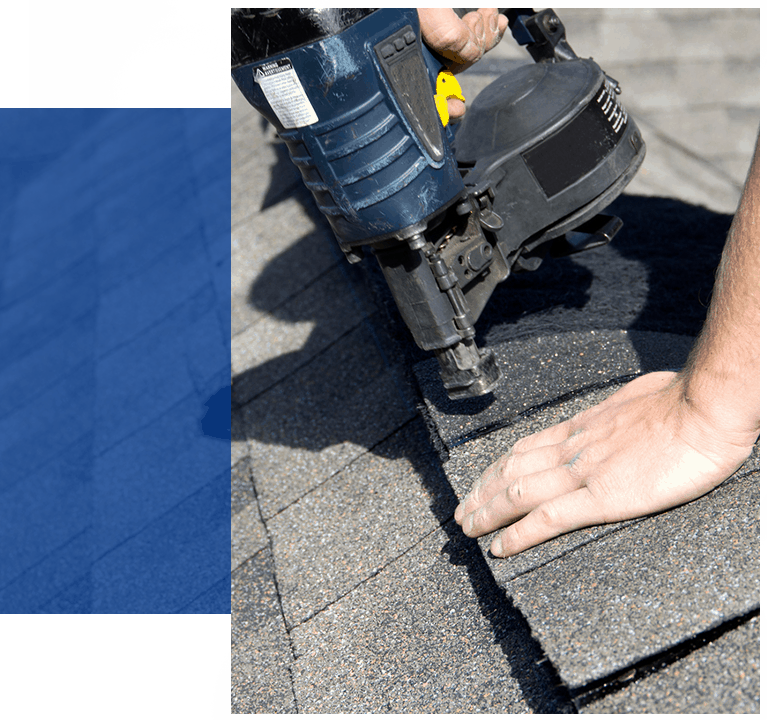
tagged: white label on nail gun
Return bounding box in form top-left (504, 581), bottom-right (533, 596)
top-left (254, 58), bottom-right (318, 129)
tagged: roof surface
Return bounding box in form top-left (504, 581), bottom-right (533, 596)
top-left (231, 8), bottom-right (759, 713)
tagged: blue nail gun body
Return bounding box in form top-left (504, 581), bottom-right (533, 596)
top-left (231, 8), bottom-right (645, 399)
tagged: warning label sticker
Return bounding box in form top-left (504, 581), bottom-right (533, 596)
top-left (254, 58), bottom-right (318, 129)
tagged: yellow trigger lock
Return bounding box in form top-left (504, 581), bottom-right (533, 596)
top-left (434, 71), bottom-right (464, 126)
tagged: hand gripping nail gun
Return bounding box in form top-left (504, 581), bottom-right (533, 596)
top-left (231, 8), bottom-right (645, 399)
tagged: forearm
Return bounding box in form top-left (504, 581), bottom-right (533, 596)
top-left (680, 137), bottom-right (760, 444)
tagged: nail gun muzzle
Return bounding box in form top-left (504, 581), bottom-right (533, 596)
top-left (372, 220), bottom-right (504, 400)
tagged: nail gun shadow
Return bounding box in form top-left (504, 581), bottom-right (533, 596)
top-left (232, 133), bottom-right (422, 467)
top-left (424, 193), bottom-right (732, 415)
top-left (233, 128), bottom-right (731, 451)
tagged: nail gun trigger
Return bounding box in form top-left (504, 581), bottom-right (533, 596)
top-left (478, 206), bottom-right (504, 233)
top-left (453, 189), bottom-right (503, 232)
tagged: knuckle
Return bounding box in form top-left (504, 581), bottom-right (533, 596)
top-left (505, 478), bottom-right (524, 504)
top-left (567, 444), bottom-right (598, 478)
top-left (563, 452), bottom-right (585, 480)
top-left (439, 23), bottom-right (469, 53)
top-left (498, 452), bottom-right (516, 478)
top-left (537, 502), bottom-right (563, 530)
top-left (470, 472), bottom-right (493, 505)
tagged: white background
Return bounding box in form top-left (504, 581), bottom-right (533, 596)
top-left (29, 0), bottom-right (170, 108)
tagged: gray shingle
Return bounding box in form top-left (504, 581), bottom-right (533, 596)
top-left (267, 419), bottom-right (451, 627)
top-left (241, 322), bottom-right (415, 518)
top-left (581, 615), bottom-right (760, 713)
top-left (231, 549), bottom-right (296, 713)
top-left (290, 526), bottom-right (572, 713)
top-left (442, 374), bottom-right (759, 689)
top-left (232, 262), bottom-right (375, 406)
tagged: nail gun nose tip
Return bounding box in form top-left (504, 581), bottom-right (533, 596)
top-left (443, 347), bottom-right (502, 401)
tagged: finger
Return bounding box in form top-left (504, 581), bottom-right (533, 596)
top-left (455, 415), bottom-right (601, 525)
top-left (474, 8), bottom-right (507, 52)
top-left (490, 487), bottom-right (607, 557)
top-left (447, 97), bottom-right (465, 120)
top-left (455, 442), bottom-right (571, 522)
top-left (457, 11), bottom-right (487, 64)
top-left (495, 11), bottom-right (510, 44)
top-left (461, 465), bottom-right (583, 538)
top-left (511, 416), bottom-right (579, 455)
top-left (418, 9), bottom-right (476, 64)
top-left (466, 11), bottom-right (487, 53)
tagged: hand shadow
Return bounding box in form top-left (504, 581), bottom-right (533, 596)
top-left (232, 130), bottom-right (437, 515)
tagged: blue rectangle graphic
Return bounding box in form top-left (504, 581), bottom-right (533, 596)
top-left (0, 109), bottom-right (231, 613)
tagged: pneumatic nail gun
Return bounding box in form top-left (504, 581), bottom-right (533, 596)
top-left (231, 8), bottom-right (645, 399)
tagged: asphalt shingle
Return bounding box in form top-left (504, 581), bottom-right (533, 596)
top-left (231, 549), bottom-right (296, 713)
top-left (232, 262), bottom-right (375, 406)
top-left (442, 375), bottom-right (759, 690)
top-left (267, 419), bottom-right (451, 628)
top-left (290, 526), bottom-right (573, 713)
top-left (581, 615), bottom-right (760, 714)
top-left (239, 321), bottom-right (415, 519)
top-left (231, 457), bottom-right (268, 572)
